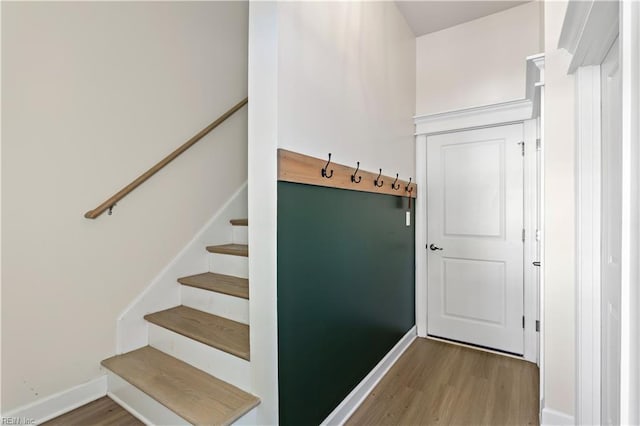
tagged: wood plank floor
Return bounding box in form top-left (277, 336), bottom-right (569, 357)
top-left (42, 397), bottom-right (142, 426)
top-left (346, 338), bottom-right (539, 426)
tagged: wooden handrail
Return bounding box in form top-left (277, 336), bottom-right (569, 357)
top-left (84, 97), bottom-right (248, 219)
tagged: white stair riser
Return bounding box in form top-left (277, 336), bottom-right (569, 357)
top-left (233, 406), bottom-right (259, 426)
top-left (232, 226), bottom-right (248, 245)
top-left (106, 373), bottom-right (189, 426)
top-left (181, 286), bottom-right (249, 324)
top-left (148, 324), bottom-right (252, 393)
top-left (209, 253), bottom-right (248, 279)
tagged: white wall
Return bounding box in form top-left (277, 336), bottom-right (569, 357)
top-left (247, 2), bottom-right (415, 424)
top-left (543, 0), bottom-right (576, 419)
top-left (278, 1), bottom-right (416, 178)
top-left (416, 1), bottom-right (543, 116)
top-left (1, 2), bottom-right (248, 411)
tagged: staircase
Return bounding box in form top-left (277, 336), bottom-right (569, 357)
top-left (101, 219), bottom-right (258, 425)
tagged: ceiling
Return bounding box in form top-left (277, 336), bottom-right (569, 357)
top-left (396, 1), bottom-right (530, 36)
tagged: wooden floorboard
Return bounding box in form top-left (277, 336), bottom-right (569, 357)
top-left (42, 396), bottom-right (142, 426)
top-left (346, 338), bottom-right (539, 426)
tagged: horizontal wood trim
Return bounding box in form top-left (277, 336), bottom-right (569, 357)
top-left (84, 97), bottom-right (248, 219)
top-left (277, 149), bottom-right (417, 198)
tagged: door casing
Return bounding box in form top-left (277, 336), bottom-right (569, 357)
top-left (414, 100), bottom-right (541, 365)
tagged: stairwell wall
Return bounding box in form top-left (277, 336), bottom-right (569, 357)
top-left (415, 1), bottom-right (543, 116)
top-left (1, 1), bottom-right (248, 412)
top-left (248, 2), bottom-right (415, 424)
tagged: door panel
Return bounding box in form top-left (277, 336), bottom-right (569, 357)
top-left (442, 258), bottom-right (506, 325)
top-left (601, 38), bottom-right (621, 426)
top-left (443, 141), bottom-right (504, 237)
top-left (427, 124), bottom-right (524, 355)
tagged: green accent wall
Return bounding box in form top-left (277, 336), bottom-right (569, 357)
top-left (277, 182), bottom-right (415, 426)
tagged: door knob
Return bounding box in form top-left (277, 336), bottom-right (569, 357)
top-left (429, 244), bottom-right (443, 251)
top-left (533, 261), bottom-right (541, 267)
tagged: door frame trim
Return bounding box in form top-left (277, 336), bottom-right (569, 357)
top-left (416, 116), bottom-right (538, 364)
top-left (560, 1), bottom-right (626, 423)
top-left (414, 55), bottom-right (544, 367)
top-left (574, 64), bottom-right (602, 426)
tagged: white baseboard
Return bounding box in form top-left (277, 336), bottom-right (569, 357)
top-left (541, 407), bottom-right (575, 425)
top-left (320, 326), bottom-right (417, 426)
top-left (1, 376), bottom-right (107, 424)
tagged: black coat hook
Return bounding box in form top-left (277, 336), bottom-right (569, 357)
top-left (321, 153), bottom-right (334, 178)
top-left (351, 161), bottom-right (362, 183)
top-left (391, 173), bottom-right (400, 190)
top-left (405, 177), bottom-right (413, 195)
top-left (374, 169), bottom-right (384, 187)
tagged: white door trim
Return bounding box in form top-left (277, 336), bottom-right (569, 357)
top-left (558, 0), bottom-right (620, 74)
top-left (522, 118), bottom-right (539, 364)
top-left (414, 55), bottom-right (544, 366)
top-left (416, 116), bottom-right (538, 363)
top-left (415, 134), bottom-right (428, 338)
top-left (559, 1), bottom-right (620, 423)
top-left (413, 99), bottom-right (533, 136)
top-left (574, 64), bottom-right (602, 426)
top-left (620, 3), bottom-right (640, 423)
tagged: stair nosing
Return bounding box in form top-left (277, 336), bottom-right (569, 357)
top-left (144, 306), bottom-right (250, 361)
top-left (101, 346), bottom-right (259, 426)
top-left (206, 243), bottom-right (248, 257)
top-left (178, 272), bottom-right (249, 300)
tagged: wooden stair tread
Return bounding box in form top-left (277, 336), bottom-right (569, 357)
top-left (230, 218), bottom-right (248, 226)
top-left (178, 272), bottom-right (249, 299)
top-left (206, 243), bottom-right (248, 257)
top-left (101, 346), bottom-right (259, 426)
top-left (144, 306), bottom-right (250, 360)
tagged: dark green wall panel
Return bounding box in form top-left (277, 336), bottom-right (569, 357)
top-left (277, 182), bottom-right (415, 426)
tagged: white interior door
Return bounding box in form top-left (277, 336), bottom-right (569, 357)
top-left (601, 37), bottom-right (622, 426)
top-left (426, 124), bottom-right (524, 355)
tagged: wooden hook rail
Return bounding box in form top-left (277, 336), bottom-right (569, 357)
top-left (277, 149), bottom-right (417, 198)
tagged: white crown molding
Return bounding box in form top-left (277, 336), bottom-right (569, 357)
top-left (414, 99), bottom-right (533, 136)
top-left (558, 0), bottom-right (619, 74)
